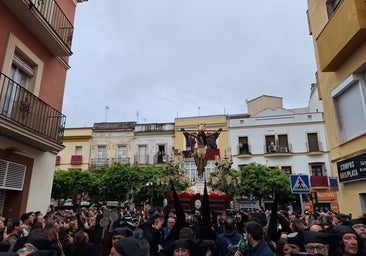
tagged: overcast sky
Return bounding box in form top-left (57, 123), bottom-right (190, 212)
top-left (63, 0), bottom-right (316, 128)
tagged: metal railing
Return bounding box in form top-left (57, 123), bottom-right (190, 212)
top-left (237, 144), bottom-right (251, 155)
top-left (28, 0), bottom-right (74, 50)
top-left (0, 72), bottom-right (66, 143)
top-left (111, 157), bottom-right (130, 164)
top-left (264, 143), bottom-right (292, 154)
top-left (306, 142), bottom-right (323, 152)
top-left (89, 158), bottom-right (110, 168)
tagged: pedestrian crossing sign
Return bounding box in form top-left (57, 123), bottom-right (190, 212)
top-left (290, 175), bottom-right (310, 194)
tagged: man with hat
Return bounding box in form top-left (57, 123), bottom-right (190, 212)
top-left (303, 231), bottom-right (337, 256)
top-left (348, 218), bottom-right (366, 240)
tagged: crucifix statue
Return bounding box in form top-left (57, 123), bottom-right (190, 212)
top-left (181, 124), bottom-right (222, 177)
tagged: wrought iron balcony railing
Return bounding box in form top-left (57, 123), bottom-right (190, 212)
top-left (306, 142), bottom-right (324, 152)
top-left (264, 143), bottom-right (293, 154)
top-left (237, 144), bottom-right (251, 155)
top-left (0, 72), bottom-right (66, 143)
top-left (28, 0), bottom-right (74, 51)
top-left (89, 158), bottom-right (110, 168)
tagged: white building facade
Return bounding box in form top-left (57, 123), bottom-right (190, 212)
top-left (229, 94), bottom-right (337, 211)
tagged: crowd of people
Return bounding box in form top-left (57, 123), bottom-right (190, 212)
top-left (0, 203), bottom-right (365, 256)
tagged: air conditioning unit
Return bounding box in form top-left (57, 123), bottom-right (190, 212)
top-left (268, 145), bottom-right (276, 152)
top-left (279, 147), bottom-right (288, 153)
top-left (174, 149), bottom-right (181, 154)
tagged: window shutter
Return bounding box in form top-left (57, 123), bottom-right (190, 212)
top-left (0, 160), bottom-right (26, 191)
top-left (12, 55), bottom-right (35, 77)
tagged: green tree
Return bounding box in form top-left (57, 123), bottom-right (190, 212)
top-left (52, 162), bottom-right (190, 207)
top-left (133, 163), bottom-right (190, 204)
top-left (51, 169), bottom-right (96, 206)
top-left (236, 162), bottom-right (292, 209)
top-left (98, 163), bottom-right (143, 203)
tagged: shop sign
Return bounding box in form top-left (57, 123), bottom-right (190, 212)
top-left (336, 152), bottom-right (366, 183)
top-left (312, 188), bottom-right (337, 201)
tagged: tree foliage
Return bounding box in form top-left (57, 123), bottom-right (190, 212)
top-left (52, 162), bottom-right (190, 206)
top-left (52, 169), bottom-right (96, 206)
top-left (236, 162), bottom-right (292, 208)
top-left (209, 162), bottom-right (293, 209)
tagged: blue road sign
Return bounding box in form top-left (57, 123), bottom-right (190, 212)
top-left (290, 175), bottom-right (310, 194)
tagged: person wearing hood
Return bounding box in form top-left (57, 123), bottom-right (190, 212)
top-left (303, 231), bottom-right (338, 256)
top-left (331, 225), bottom-right (364, 256)
top-left (109, 237), bottom-right (144, 256)
top-left (216, 216), bottom-right (243, 256)
top-left (349, 218), bottom-right (366, 240)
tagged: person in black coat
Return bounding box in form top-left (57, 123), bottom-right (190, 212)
top-left (70, 231), bottom-right (97, 256)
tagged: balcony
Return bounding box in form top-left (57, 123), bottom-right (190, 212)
top-left (89, 158), bottom-right (109, 169)
top-left (153, 154), bottom-right (170, 164)
top-left (306, 142), bottom-right (324, 155)
top-left (111, 157), bottom-right (129, 164)
top-left (316, 0), bottom-right (366, 71)
top-left (133, 155), bottom-right (149, 165)
top-left (237, 145), bottom-right (251, 158)
top-left (70, 155), bottom-right (82, 165)
top-left (0, 72), bottom-right (66, 152)
top-left (2, 0), bottom-right (74, 56)
top-left (134, 123), bottom-right (174, 134)
top-left (310, 175), bottom-right (329, 187)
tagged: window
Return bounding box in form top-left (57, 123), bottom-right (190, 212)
top-left (332, 74), bottom-right (366, 142)
top-left (307, 133), bottom-right (320, 152)
top-left (265, 134), bottom-right (289, 153)
top-left (185, 161), bottom-right (197, 183)
top-left (97, 146), bottom-right (107, 165)
top-left (278, 135), bottom-right (289, 153)
top-left (281, 166), bottom-right (292, 176)
top-left (3, 58), bottom-right (33, 116)
top-left (238, 136), bottom-right (249, 154)
top-left (3, 34), bottom-right (43, 97)
top-left (117, 145), bottom-right (127, 162)
top-left (157, 145), bottom-right (165, 163)
top-left (265, 135), bottom-right (276, 152)
top-left (75, 146), bottom-right (82, 155)
top-left (326, 0), bottom-right (342, 18)
top-left (137, 145), bottom-right (147, 164)
top-left (310, 163), bottom-right (324, 176)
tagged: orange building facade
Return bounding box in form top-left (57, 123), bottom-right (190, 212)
top-left (0, 0), bottom-right (86, 217)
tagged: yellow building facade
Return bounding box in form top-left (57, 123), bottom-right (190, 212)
top-left (174, 115), bottom-right (229, 156)
top-left (307, 0), bottom-right (366, 215)
top-left (56, 127), bottom-right (93, 170)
